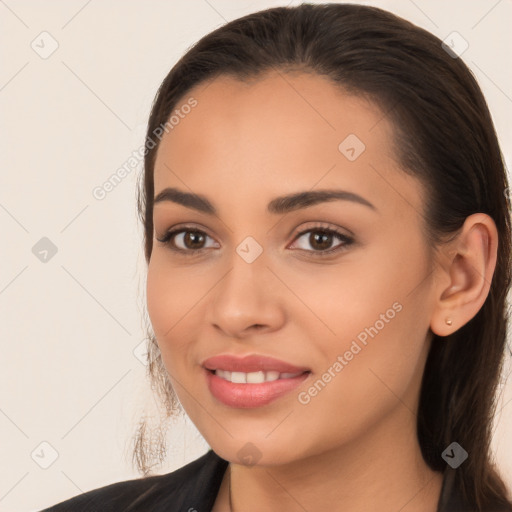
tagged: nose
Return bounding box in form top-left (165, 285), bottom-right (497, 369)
top-left (207, 249), bottom-right (286, 338)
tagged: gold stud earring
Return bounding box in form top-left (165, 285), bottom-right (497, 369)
top-left (445, 318), bottom-right (453, 326)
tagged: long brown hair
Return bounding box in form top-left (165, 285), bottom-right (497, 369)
top-left (134, 3), bottom-right (512, 509)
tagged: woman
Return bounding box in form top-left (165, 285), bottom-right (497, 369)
top-left (41, 3), bottom-right (512, 511)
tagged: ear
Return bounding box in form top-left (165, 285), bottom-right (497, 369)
top-left (430, 213), bottom-right (498, 337)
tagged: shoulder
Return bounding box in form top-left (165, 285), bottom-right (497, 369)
top-left (38, 449), bottom-right (229, 512)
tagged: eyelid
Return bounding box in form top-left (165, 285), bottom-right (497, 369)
top-left (156, 222), bottom-right (212, 238)
top-left (288, 221), bottom-right (353, 242)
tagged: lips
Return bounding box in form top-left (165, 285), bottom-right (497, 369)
top-left (201, 354), bottom-right (310, 374)
top-left (204, 367), bottom-right (310, 408)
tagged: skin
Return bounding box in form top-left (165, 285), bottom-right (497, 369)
top-left (146, 71), bottom-right (498, 512)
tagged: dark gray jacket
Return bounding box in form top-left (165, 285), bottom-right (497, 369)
top-left (38, 449), bottom-right (512, 511)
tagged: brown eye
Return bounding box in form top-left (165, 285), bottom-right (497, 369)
top-left (181, 231), bottom-right (206, 250)
top-left (290, 226), bottom-right (354, 257)
top-left (156, 227), bottom-right (218, 254)
top-left (309, 231), bottom-right (335, 251)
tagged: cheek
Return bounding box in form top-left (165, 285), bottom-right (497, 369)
top-left (146, 254), bottom-right (204, 360)
top-left (286, 241), bottom-right (430, 401)
top-left (279, 254), bottom-right (406, 351)
top-left (146, 257), bottom-right (171, 337)
top-left (292, 287), bottom-right (428, 452)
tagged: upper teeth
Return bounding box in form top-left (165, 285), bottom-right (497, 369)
top-left (214, 369), bottom-right (304, 383)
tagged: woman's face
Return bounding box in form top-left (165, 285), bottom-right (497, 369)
top-left (147, 71), bottom-right (438, 465)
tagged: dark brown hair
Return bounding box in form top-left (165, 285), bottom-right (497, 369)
top-left (134, 3), bottom-right (512, 509)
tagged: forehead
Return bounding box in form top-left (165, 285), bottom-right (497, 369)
top-left (152, 71), bottom-right (423, 218)
top-left (155, 71), bottom-right (390, 162)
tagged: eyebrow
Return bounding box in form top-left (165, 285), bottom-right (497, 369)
top-left (153, 187), bottom-right (377, 215)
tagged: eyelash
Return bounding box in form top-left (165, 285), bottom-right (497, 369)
top-left (156, 223), bottom-right (354, 258)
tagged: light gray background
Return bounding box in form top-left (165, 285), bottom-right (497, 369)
top-left (0, 1), bottom-right (511, 510)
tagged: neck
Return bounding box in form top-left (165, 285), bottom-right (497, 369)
top-left (226, 411), bottom-right (443, 512)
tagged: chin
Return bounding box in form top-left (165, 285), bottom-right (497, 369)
top-left (207, 438), bottom-right (303, 467)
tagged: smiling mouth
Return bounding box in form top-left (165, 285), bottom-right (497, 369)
top-left (207, 368), bottom-right (310, 384)
top-left (204, 366), bottom-right (311, 408)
